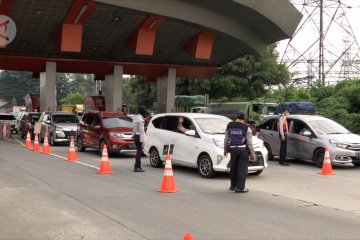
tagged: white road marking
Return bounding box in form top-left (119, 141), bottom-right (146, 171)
top-left (15, 138), bottom-right (100, 170)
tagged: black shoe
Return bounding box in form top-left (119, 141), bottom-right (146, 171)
top-left (235, 188), bottom-right (249, 193)
top-left (279, 162), bottom-right (290, 166)
top-left (229, 186), bottom-right (235, 191)
top-left (134, 168), bottom-right (145, 172)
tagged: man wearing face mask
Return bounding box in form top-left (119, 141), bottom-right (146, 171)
top-left (277, 107), bottom-right (290, 166)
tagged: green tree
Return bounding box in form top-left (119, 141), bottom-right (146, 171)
top-left (0, 71), bottom-right (39, 105)
top-left (60, 92), bottom-right (85, 105)
top-left (11, 97), bottom-right (17, 106)
top-left (176, 44), bottom-right (291, 100)
top-left (123, 76), bottom-right (156, 113)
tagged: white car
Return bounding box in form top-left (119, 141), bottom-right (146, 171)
top-left (144, 113), bottom-right (268, 178)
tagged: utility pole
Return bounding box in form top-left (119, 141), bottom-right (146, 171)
top-left (319, 0), bottom-right (325, 84)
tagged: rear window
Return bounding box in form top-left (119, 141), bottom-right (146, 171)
top-left (52, 114), bottom-right (79, 123)
top-left (0, 115), bottom-right (16, 120)
top-left (103, 117), bottom-right (133, 128)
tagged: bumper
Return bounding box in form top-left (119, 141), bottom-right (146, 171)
top-left (330, 148), bottom-right (360, 164)
top-left (213, 148), bottom-right (268, 173)
top-left (55, 130), bottom-right (77, 142)
top-left (108, 142), bottom-right (137, 152)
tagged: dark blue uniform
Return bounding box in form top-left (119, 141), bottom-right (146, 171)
top-left (226, 121), bottom-right (250, 190)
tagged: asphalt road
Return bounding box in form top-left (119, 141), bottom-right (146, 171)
top-left (1, 137), bottom-right (360, 240)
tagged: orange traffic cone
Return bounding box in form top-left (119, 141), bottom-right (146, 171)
top-left (25, 131), bottom-right (32, 149)
top-left (319, 148), bottom-right (335, 175)
top-left (157, 154), bottom-right (179, 193)
top-left (67, 137), bottom-right (77, 162)
top-left (32, 134), bottom-right (40, 152)
top-left (183, 233), bottom-right (194, 240)
top-left (97, 144), bottom-right (113, 174)
top-left (41, 133), bottom-right (51, 154)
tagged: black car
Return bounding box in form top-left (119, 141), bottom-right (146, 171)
top-left (19, 112), bottom-right (41, 139)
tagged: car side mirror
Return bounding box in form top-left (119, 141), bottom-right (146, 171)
top-left (185, 130), bottom-right (196, 136)
top-left (303, 131), bottom-right (312, 137)
top-left (93, 125), bottom-right (101, 129)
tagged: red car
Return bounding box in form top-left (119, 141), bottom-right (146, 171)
top-left (76, 111), bottom-right (135, 155)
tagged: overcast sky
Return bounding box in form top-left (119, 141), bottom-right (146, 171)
top-left (275, 0), bottom-right (360, 81)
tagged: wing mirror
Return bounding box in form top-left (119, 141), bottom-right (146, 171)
top-left (185, 130), bottom-right (196, 136)
top-left (303, 131), bottom-right (312, 137)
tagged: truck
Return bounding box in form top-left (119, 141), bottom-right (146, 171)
top-left (175, 95), bottom-right (207, 113)
top-left (12, 106), bottom-right (26, 113)
top-left (84, 95), bottom-right (106, 112)
top-left (83, 95), bottom-right (128, 114)
top-left (24, 93), bottom-right (40, 112)
top-left (204, 102), bottom-right (276, 125)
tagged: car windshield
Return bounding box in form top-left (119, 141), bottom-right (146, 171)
top-left (194, 117), bottom-right (231, 134)
top-left (30, 114), bottom-right (40, 122)
top-left (0, 115), bottom-right (16, 120)
top-left (52, 115), bottom-right (79, 123)
top-left (103, 117), bottom-right (133, 128)
top-left (308, 118), bottom-right (350, 135)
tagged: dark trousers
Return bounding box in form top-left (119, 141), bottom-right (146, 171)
top-left (279, 133), bottom-right (288, 164)
top-left (134, 141), bottom-right (143, 169)
top-left (230, 148), bottom-right (249, 190)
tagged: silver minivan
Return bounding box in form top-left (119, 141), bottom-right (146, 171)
top-left (258, 115), bottom-right (360, 167)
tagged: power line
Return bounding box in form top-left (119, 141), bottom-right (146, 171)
top-left (280, 0), bottom-right (360, 87)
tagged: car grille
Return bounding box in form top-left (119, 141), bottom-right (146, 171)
top-left (348, 144), bottom-right (360, 151)
top-left (249, 152), bottom-right (264, 167)
top-left (64, 131), bottom-right (77, 139)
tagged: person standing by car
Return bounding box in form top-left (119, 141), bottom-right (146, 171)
top-left (132, 106), bottom-right (148, 172)
top-left (278, 107), bottom-right (290, 166)
top-left (224, 110), bottom-right (256, 193)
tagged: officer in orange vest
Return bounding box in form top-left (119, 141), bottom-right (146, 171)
top-left (278, 107), bottom-right (290, 166)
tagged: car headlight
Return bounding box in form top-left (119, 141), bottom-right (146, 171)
top-left (109, 132), bottom-right (125, 138)
top-left (55, 126), bottom-right (63, 131)
top-left (213, 139), bottom-right (224, 148)
top-left (329, 139), bottom-right (348, 149)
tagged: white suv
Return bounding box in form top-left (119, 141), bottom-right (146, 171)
top-left (144, 113), bottom-right (268, 178)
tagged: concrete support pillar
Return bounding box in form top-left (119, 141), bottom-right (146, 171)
top-left (105, 65), bottom-right (123, 112)
top-left (40, 62), bottom-right (57, 112)
top-left (157, 68), bottom-right (176, 113)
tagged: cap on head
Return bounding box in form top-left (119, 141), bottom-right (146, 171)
top-left (236, 110), bottom-right (246, 119)
top-left (283, 107), bottom-right (291, 113)
top-left (138, 106), bottom-right (147, 117)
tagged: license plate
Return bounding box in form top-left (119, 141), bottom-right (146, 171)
top-left (128, 144), bottom-right (136, 149)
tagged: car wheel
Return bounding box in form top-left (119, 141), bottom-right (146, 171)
top-left (353, 162), bottom-right (360, 167)
top-left (249, 170), bottom-right (263, 176)
top-left (149, 147), bottom-right (162, 168)
top-left (76, 136), bottom-right (86, 152)
top-left (50, 134), bottom-right (56, 146)
top-left (198, 154), bottom-right (215, 178)
top-left (264, 143), bottom-right (273, 161)
top-left (313, 148), bottom-right (325, 168)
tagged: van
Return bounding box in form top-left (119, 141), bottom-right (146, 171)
top-left (144, 113), bottom-right (268, 178)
